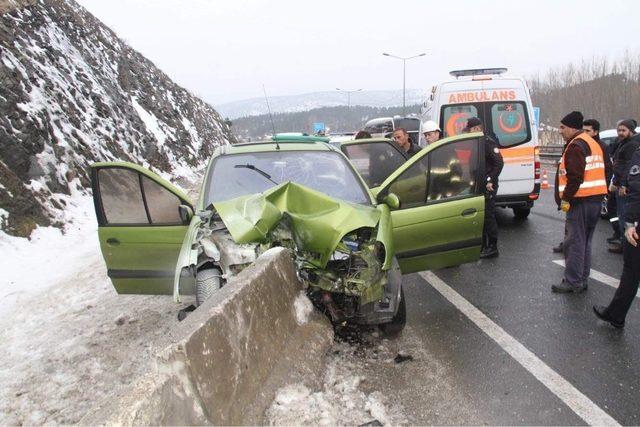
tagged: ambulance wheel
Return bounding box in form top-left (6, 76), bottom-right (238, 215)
top-left (513, 207), bottom-right (530, 220)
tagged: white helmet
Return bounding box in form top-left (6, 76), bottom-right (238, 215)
top-left (422, 120), bottom-right (440, 133)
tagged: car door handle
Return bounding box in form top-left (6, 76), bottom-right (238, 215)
top-left (106, 238), bottom-right (120, 246)
top-left (461, 208), bottom-right (477, 217)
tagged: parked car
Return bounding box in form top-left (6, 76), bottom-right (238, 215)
top-left (599, 127), bottom-right (640, 147)
top-left (90, 133), bottom-right (486, 332)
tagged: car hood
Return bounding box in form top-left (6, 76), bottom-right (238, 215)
top-left (212, 182), bottom-right (386, 269)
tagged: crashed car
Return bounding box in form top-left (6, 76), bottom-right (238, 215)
top-left (90, 132), bottom-right (486, 332)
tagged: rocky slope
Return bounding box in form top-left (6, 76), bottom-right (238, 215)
top-left (0, 0), bottom-right (235, 237)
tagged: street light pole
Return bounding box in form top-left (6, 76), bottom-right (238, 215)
top-left (336, 87), bottom-right (362, 108)
top-left (382, 52), bottom-right (426, 115)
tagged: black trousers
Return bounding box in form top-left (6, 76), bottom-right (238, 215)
top-left (607, 191), bottom-right (619, 237)
top-left (483, 191), bottom-right (498, 248)
top-left (606, 239), bottom-right (640, 323)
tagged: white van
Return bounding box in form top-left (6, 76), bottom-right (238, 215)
top-left (363, 116), bottom-right (421, 146)
top-left (420, 68), bottom-right (540, 219)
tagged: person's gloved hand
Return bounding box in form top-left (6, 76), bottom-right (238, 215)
top-left (560, 200), bottom-right (571, 213)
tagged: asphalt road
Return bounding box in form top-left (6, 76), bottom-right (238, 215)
top-left (345, 177), bottom-right (639, 425)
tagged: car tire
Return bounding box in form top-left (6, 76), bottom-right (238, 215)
top-left (196, 268), bottom-right (222, 306)
top-left (379, 286), bottom-right (406, 337)
top-left (513, 207), bottom-right (531, 220)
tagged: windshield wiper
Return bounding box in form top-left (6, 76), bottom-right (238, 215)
top-left (234, 164), bottom-right (279, 186)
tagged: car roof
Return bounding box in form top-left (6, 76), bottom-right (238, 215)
top-left (218, 139), bottom-right (336, 155)
top-left (600, 127), bottom-right (640, 139)
top-left (337, 137), bottom-right (394, 146)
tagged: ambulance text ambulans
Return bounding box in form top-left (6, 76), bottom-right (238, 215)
top-left (420, 68), bottom-right (540, 219)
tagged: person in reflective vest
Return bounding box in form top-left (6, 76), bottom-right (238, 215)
top-left (552, 111), bottom-right (608, 294)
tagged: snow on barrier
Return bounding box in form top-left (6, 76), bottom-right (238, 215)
top-left (82, 248), bottom-right (334, 425)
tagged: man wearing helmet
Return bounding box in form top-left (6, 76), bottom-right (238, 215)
top-left (422, 120), bottom-right (442, 145)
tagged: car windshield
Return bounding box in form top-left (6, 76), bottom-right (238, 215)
top-left (205, 150), bottom-right (371, 205)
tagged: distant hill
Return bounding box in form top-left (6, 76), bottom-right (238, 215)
top-left (231, 104), bottom-right (423, 140)
top-left (216, 89), bottom-right (427, 119)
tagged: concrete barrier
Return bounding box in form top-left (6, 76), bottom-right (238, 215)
top-left (82, 248), bottom-right (334, 425)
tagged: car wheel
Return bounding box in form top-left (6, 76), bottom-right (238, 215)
top-left (196, 268), bottom-right (222, 306)
top-left (379, 286), bottom-right (406, 337)
top-left (513, 207), bottom-right (531, 220)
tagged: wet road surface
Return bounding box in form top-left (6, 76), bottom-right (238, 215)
top-left (363, 182), bottom-right (638, 425)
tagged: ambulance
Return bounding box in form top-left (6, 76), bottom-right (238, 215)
top-left (419, 68), bottom-right (540, 219)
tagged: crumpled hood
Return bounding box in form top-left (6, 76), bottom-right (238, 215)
top-left (212, 182), bottom-right (382, 268)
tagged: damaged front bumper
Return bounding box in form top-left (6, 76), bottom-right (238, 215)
top-left (175, 182), bottom-right (398, 323)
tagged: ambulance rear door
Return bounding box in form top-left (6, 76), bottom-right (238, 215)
top-left (434, 78), bottom-right (536, 197)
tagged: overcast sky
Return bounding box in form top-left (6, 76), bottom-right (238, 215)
top-left (77, 0), bottom-right (637, 106)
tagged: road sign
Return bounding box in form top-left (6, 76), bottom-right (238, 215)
top-left (533, 107), bottom-right (540, 129)
top-left (313, 122), bottom-right (325, 134)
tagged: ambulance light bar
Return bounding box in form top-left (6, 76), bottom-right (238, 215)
top-left (450, 68), bottom-right (508, 78)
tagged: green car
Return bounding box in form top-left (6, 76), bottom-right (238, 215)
top-left (90, 132), bottom-right (485, 331)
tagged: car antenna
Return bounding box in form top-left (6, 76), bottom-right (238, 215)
top-left (262, 84), bottom-right (279, 150)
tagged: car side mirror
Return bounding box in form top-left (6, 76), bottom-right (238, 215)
top-left (382, 193), bottom-right (401, 210)
top-left (178, 205), bottom-right (194, 224)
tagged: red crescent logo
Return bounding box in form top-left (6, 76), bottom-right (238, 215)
top-left (498, 112), bottom-right (523, 133)
top-left (446, 112), bottom-right (470, 136)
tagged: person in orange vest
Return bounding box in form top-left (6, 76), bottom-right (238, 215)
top-left (552, 111), bottom-right (608, 293)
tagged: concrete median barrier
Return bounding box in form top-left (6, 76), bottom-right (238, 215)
top-left (82, 248), bottom-right (334, 425)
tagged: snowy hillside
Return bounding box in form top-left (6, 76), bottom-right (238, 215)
top-left (0, 0), bottom-right (235, 237)
top-left (216, 89), bottom-right (428, 119)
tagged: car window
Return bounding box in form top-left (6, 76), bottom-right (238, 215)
top-left (426, 139), bottom-right (478, 201)
top-left (341, 142), bottom-right (407, 188)
top-left (394, 118), bottom-right (420, 132)
top-left (205, 151), bottom-right (371, 205)
top-left (381, 138), bottom-right (480, 209)
top-left (98, 168), bottom-right (148, 224)
top-left (364, 119), bottom-right (394, 135)
top-left (141, 176), bottom-right (182, 224)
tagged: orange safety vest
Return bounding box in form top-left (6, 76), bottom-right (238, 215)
top-left (558, 133), bottom-right (607, 198)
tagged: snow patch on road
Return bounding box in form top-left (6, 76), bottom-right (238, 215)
top-left (266, 340), bottom-right (405, 426)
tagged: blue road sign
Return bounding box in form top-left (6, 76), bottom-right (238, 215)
top-left (313, 122), bottom-right (325, 134)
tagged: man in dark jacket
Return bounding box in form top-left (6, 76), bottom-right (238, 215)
top-left (392, 128), bottom-right (421, 158)
top-left (594, 146), bottom-right (640, 328)
top-left (465, 117), bottom-right (504, 258)
top-left (609, 119), bottom-right (639, 253)
top-left (552, 111), bottom-right (607, 293)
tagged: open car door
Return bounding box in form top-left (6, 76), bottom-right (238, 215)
top-left (369, 133), bottom-right (486, 274)
top-left (90, 162), bottom-right (194, 295)
top-left (339, 138), bottom-right (409, 188)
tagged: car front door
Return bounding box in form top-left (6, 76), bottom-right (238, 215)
top-left (340, 139), bottom-right (409, 188)
top-left (90, 162), bottom-right (194, 295)
top-left (371, 134), bottom-right (485, 273)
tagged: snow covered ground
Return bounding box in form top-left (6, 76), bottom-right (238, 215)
top-left (0, 187), bottom-right (194, 425)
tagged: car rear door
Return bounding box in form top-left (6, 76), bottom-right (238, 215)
top-left (371, 134), bottom-right (485, 273)
top-left (340, 139), bottom-right (409, 188)
top-left (90, 162), bottom-right (194, 295)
